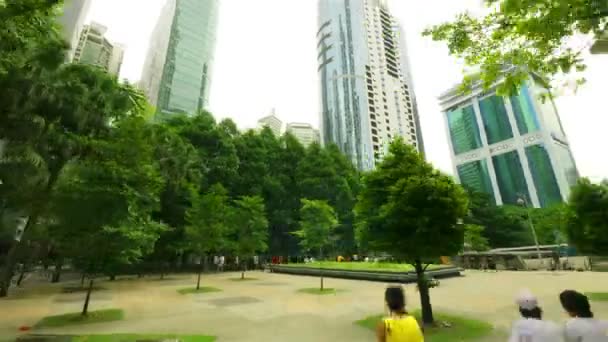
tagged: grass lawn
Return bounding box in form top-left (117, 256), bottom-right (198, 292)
top-left (356, 310), bottom-right (493, 342)
top-left (35, 309), bottom-right (124, 328)
top-left (297, 288), bottom-right (344, 295)
top-left (229, 277), bottom-right (258, 281)
top-left (586, 292), bottom-right (608, 301)
top-left (177, 287), bottom-right (222, 294)
top-left (283, 261), bottom-right (446, 273)
top-left (70, 334), bottom-right (215, 342)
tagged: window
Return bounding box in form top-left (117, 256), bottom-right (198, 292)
top-left (510, 84), bottom-right (540, 135)
top-left (447, 104), bottom-right (482, 155)
top-left (492, 150), bottom-right (530, 205)
top-left (457, 159), bottom-right (494, 197)
top-left (525, 144), bottom-right (562, 207)
top-left (479, 95), bottom-right (514, 144)
top-left (553, 143), bottom-right (578, 187)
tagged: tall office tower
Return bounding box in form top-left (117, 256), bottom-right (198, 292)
top-left (286, 123), bottom-right (320, 147)
top-left (140, 0), bottom-right (219, 117)
top-left (317, 0), bottom-right (423, 171)
top-left (72, 22), bottom-right (125, 76)
top-left (58, 0), bottom-right (93, 62)
top-left (440, 75), bottom-right (579, 208)
top-left (257, 110), bottom-right (283, 137)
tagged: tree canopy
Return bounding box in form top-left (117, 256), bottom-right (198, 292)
top-left (423, 0), bottom-right (608, 95)
top-left (566, 178), bottom-right (608, 255)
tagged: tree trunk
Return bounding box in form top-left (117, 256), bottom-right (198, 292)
top-left (82, 278), bottom-right (94, 316)
top-left (16, 263), bottom-right (27, 286)
top-left (414, 259), bottom-right (434, 325)
top-left (0, 239), bottom-right (22, 297)
top-left (196, 265), bottom-right (202, 290)
top-left (81, 273), bottom-right (86, 288)
top-left (51, 258), bottom-right (63, 283)
top-left (109, 274), bottom-right (115, 281)
top-left (319, 247), bottom-right (324, 291)
top-left (241, 261), bottom-right (246, 280)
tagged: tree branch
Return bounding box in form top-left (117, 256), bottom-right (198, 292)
top-left (422, 263), bottom-right (431, 272)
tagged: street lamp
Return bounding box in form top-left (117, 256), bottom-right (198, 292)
top-left (517, 197), bottom-right (543, 267)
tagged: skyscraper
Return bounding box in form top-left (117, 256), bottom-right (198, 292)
top-left (440, 75), bottom-right (579, 208)
top-left (58, 0), bottom-right (92, 62)
top-left (73, 22), bottom-right (124, 76)
top-left (140, 0), bottom-right (219, 117)
top-left (286, 123), bottom-right (320, 147)
top-left (317, 0), bottom-right (423, 171)
top-left (257, 110), bottom-right (283, 137)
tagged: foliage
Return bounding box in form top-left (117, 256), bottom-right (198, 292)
top-left (34, 309), bottom-right (124, 328)
top-left (229, 196), bottom-right (269, 259)
top-left (566, 178), bottom-right (608, 255)
top-left (423, 0), bottom-right (608, 95)
top-left (293, 199), bottom-right (338, 256)
top-left (356, 310), bottom-right (495, 342)
top-left (283, 262), bottom-right (445, 273)
top-left (185, 184), bottom-right (231, 256)
top-left (356, 139), bottom-right (468, 325)
top-left (297, 288), bottom-right (341, 295)
top-left (464, 224), bottom-right (490, 252)
top-left (585, 292), bottom-right (608, 302)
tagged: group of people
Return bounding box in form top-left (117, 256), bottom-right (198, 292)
top-left (376, 286), bottom-right (608, 342)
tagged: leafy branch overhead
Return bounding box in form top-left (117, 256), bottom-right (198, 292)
top-left (423, 0), bottom-right (608, 95)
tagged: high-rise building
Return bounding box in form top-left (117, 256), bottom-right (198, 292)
top-left (440, 75), bottom-right (579, 208)
top-left (317, 0), bottom-right (423, 171)
top-left (58, 0), bottom-right (93, 62)
top-left (72, 22), bottom-right (125, 76)
top-left (286, 123), bottom-right (320, 147)
top-left (140, 0), bottom-right (219, 117)
top-left (257, 111), bottom-right (283, 137)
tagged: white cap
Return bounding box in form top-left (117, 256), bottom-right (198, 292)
top-left (516, 289), bottom-right (539, 310)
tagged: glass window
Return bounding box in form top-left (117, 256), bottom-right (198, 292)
top-left (510, 84), bottom-right (540, 135)
top-left (553, 143), bottom-right (579, 188)
top-left (457, 159), bottom-right (494, 197)
top-left (492, 150), bottom-right (530, 205)
top-left (479, 95), bottom-right (513, 144)
top-left (525, 144), bottom-right (562, 207)
top-left (447, 105), bottom-right (482, 155)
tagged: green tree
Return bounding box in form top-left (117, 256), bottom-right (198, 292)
top-left (464, 224), bottom-right (490, 252)
top-left (423, 0), bottom-right (608, 95)
top-left (293, 199), bottom-right (338, 291)
top-left (356, 139), bottom-right (468, 325)
top-left (566, 178), bottom-right (608, 255)
top-left (185, 184), bottom-right (230, 290)
top-left (229, 196), bottom-right (269, 279)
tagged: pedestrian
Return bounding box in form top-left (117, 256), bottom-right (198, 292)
top-left (508, 290), bottom-right (562, 342)
top-left (376, 286), bottom-right (424, 342)
top-left (560, 290), bottom-right (608, 342)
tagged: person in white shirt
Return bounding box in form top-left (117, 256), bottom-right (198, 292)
top-left (509, 290), bottom-right (563, 342)
top-left (560, 290), bottom-right (608, 342)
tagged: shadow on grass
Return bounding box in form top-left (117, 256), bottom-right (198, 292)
top-left (177, 287), bottom-right (222, 295)
top-left (228, 277), bottom-right (258, 281)
top-left (355, 310), bottom-right (494, 342)
top-left (297, 288), bottom-right (345, 295)
top-left (34, 334), bottom-right (216, 342)
top-left (586, 292), bottom-right (608, 301)
top-left (34, 309), bottom-right (124, 328)
top-left (61, 286), bottom-right (106, 294)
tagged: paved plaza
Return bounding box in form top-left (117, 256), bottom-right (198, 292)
top-left (1, 270), bottom-right (608, 341)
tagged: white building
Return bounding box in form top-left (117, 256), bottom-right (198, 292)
top-left (73, 22), bottom-right (124, 76)
top-left (439, 75), bottom-right (579, 208)
top-left (58, 0), bottom-right (92, 62)
top-left (257, 110), bottom-right (283, 137)
top-left (286, 123), bottom-right (320, 147)
top-left (317, 0), bottom-right (423, 170)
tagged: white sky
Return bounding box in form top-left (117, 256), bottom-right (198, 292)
top-left (86, 0), bottom-right (608, 179)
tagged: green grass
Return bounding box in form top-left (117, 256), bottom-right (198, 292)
top-left (356, 310), bottom-right (494, 342)
top-left (70, 334), bottom-right (215, 342)
top-left (586, 292), bottom-right (608, 301)
top-left (229, 277), bottom-right (258, 281)
top-left (297, 288), bottom-right (344, 295)
top-left (284, 261), bottom-right (446, 273)
top-left (177, 287), bottom-right (222, 294)
top-left (34, 309), bottom-right (124, 328)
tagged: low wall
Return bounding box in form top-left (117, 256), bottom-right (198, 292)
top-left (269, 265), bottom-right (462, 283)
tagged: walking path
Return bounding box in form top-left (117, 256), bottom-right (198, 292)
top-left (1, 270), bottom-right (607, 341)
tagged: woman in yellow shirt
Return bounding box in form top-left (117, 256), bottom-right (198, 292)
top-left (376, 286), bottom-right (424, 342)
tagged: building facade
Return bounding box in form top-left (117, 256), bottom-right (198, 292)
top-left (257, 112), bottom-right (283, 137)
top-left (58, 0), bottom-right (92, 62)
top-left (440, 77), bottom-right (579, 208)
top-left (72, 22), bottom-right (124, 75)
top-left (286, 123), bottom-right (320, 147)
top-left (140, 0), bottom-right (219, 117)
top-left (317, 0), bottom-right (423, 170)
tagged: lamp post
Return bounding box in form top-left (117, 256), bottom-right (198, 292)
top-left (517, 197), bottom-right (543, 266)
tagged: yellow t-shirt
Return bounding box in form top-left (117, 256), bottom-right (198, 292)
top-left (384, 315), bottom-right (424, 342)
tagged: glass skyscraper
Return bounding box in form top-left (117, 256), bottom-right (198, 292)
top-left (58, 0), bottom-right (93, 62)
top-left (317, 0), bottom-right (423, 170)
top-left (440, 76), bottom-right (579, 208)
top-left (140, 0), bottom-right (219, 117)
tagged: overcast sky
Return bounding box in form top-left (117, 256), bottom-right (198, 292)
top-left (86, 0), bottom-right (608, 179)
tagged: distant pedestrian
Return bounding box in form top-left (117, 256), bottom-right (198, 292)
top-left (560, 290), bottom-right (608, 342)
top-left (508, 290), bottom-right (562, 342)
top-left (376, 286), bottom-right (424, 342)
